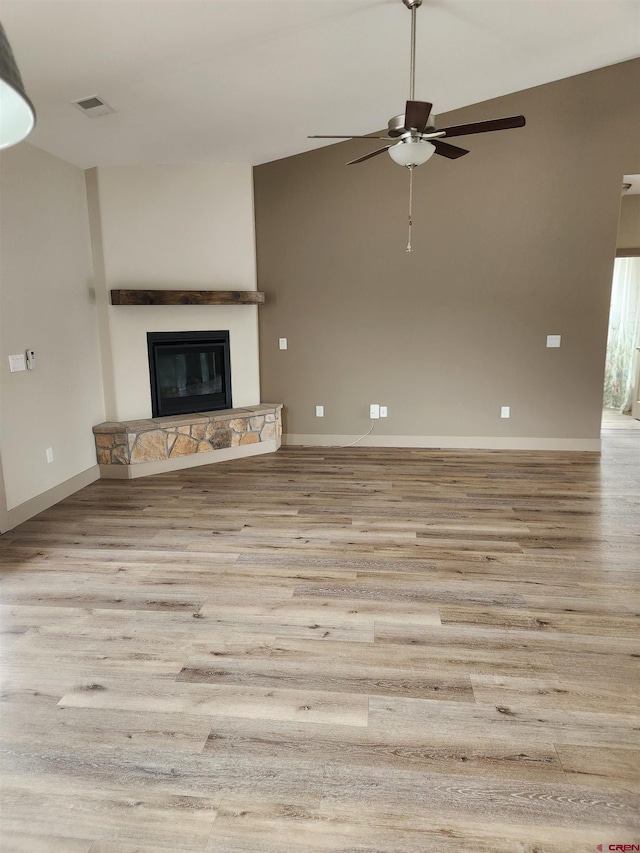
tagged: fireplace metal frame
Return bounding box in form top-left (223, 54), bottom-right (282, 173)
top-left (147, 330), bottom-right (232, 418)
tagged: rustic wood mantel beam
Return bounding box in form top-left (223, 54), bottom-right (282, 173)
top-left (110, 290), bottom-right (265, 306)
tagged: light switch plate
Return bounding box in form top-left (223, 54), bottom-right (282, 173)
top-left (279, 338), bottom-right (287, 350)
top-left (546, 335), bottom-right (561, 348)
top-left (9, 354), bottom-right (26, 372)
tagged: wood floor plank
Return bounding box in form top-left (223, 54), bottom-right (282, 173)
top-left (0, 833), bottom-right (93, 853)
top-left (268, 633), bottom-right (557, 678)
top-left (6, 626), bottom-right (192, 676)
top-left (368, 695), bottom-right (640, 749)
top-left (315, 805), bottom-right (629, 853)
top-left (470, 673), bottom-right (639, 715)
top-left (555, 744), bottom-right (640, 791)
top-left (178, 651), bottom-right (474, 702)
top-left (0, 740), bottom-right (327, 800)
top-left (198, 596), bottom-right (442, 626)
top-left (57, 675), bottom-right (370, 727)
top-left (318, 763), bottom-right (639, 830)
top-left (549, 648), bottom-right (640, 693)
top-left (204, 715), bottom-right (567, 785)
top-left (373, 621), bottom-right (640, 661)
top-left (439, 603), bottom-right (640, 636)
top-left (89, 843), bottom-right (199, 853)
top-left (1, 701), bottom-right (212, 753)
top-left (0, 773), bottom-right (219, 850)
top-left (292, 577), bottom-right (526, 607)
top-left (0, 604), bottom-right (135, 631)
top-left (206, 802), bottom-right (622, 853)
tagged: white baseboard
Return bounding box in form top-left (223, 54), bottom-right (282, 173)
top-left (99, 438), bottom-right (281, 479)
top-left (282, 434), bottom-right (601, 452)
top-left (2, 465), bottom-right (101, 533)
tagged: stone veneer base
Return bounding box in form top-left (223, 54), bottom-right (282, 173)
top-left (93, 404), bottom-right (283, 479)
top-left (99, 438), bottom-right (280, 480)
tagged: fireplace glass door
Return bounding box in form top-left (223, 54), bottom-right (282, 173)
top-left (147, 331), bottom-right (231, 417)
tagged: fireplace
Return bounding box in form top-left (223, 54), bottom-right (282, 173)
top-left (147, 331), bottom-right (232, 418)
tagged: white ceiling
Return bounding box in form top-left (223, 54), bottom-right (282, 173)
top-left (3, 0), bottom-right (640, 169)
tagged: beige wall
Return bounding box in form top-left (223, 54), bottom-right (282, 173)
top-left (618, 194), bottom-right (640, 249)
top-left (88, 164), bottom-right (260, 422)
top-left (254, 61), bottom-right (640, 449)
top-left (0, 144), bottom-right (105, 515)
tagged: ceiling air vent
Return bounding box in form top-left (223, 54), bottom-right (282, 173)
top-left (72, 95), bottom-right (116, 118)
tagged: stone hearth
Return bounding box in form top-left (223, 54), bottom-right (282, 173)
top-left (93, 403), bottom-right (282, 479)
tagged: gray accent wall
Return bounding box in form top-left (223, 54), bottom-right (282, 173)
top-left (618, 194), bottom-right (640, 250)
top-left (254, 61), bottom-right (640, 447)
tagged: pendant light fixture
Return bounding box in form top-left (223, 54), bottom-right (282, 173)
top-left (0, 23), bottom-right (36, 149)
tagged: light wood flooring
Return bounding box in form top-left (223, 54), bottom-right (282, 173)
top-left (1, 433), bottom-right (639, 852)
top-left (602, 409), bottom-right (640, 430)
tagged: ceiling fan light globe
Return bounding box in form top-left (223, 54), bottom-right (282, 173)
top-left (388, 139), bottom-right (435, 168)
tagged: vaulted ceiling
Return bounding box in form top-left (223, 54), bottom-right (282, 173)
top-left (3, 0), bottom-right (639, 169)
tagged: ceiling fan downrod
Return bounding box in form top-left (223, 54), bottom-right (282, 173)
top-left (404, 0), bottom-right (423, 253)
top-left (403, 0), bottom-right (423, 102)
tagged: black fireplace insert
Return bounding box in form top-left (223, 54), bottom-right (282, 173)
top-left (147, 331), bottom-right (232, 418)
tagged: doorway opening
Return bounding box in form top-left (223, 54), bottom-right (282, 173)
top-left (602, 177), bottom-right (640, 430)
top-left (602, 257), bottom-right (640, 426)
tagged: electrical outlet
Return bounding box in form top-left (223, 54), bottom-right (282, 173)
top-left (546, 335), bottom-right (561, 348)
top-left (279, 338), bottom-right (288, 350)
top-left (380, 406), bottom-right (388, 418)
top-left (370, 404), bottom-right (380, 419)
top-left (46, 447), bottom-right (54, 463)
top-left (501, 406), bottom-right (510, 419)
top-left (315, 405), bottom-right (324, 417)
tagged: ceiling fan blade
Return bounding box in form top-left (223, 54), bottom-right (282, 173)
top-left (308, 135), bottom-right (391, 139)
top-left (432, 140), bottom-right (469, 159)
top-left (440, 115), bottom-right (526, 139)
top-left (346, 146), bottom-right (391, 166)
top-left (404, 100), bottom-right (432, 133)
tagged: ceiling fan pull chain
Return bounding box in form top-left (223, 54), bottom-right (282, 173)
top-left (406, 165), bottom-right (414, 253)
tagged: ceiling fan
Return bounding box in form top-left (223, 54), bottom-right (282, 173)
top-left (309, 0), bottom-right (526, 170)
